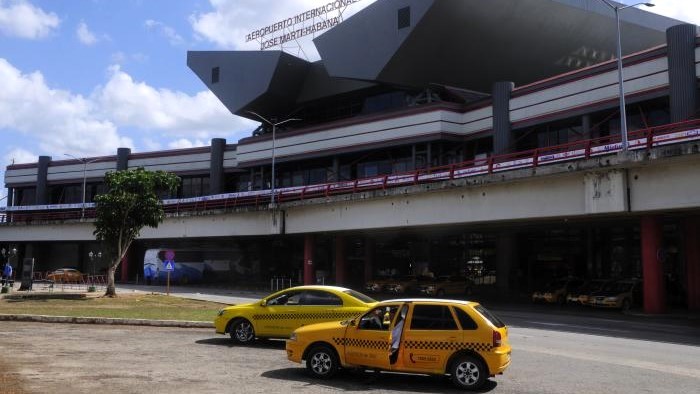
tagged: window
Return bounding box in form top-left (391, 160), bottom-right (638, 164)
top-left (453, 307), bottom-right (478, 330)
top-left (410, 305), bottom-right (458, 330)
top-left (266, 290), bottom-right (302, 305)
top-left (359, 305), bottom-right (399, 330)
top-left (474, 305), bottom-right (506, 328)
top-left (397, 6), bottom-right (410, 29)
top-left (301, 290), bottom-right (342, 306)
top-left (211, 67), bottom-right (220, 84)
top-left (180, 175), bottom-right (210, 198)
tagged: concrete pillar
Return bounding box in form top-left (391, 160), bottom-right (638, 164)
top-left (335, 236), bottom-right (346, 285)
top-left (304, 234), bottom-right (315, 285)
top-left (7, 187), bottom-right (13, 207)
top-left (683, 217), bottom-right (700, 311)
top-left (209, 138), bottom-right (226, 195)
top-left (641, 216), bottom-right (666, 314)
top-left (492, 81), bottom-right (515, 154)
top-left (364, 237), bottom-right (375, 283)
top-left (582, 114), bottom-right (592, 139)
top-left (117, 148), bottom-right (131, 171)
top-left (666, 24), bottom-right (697, 122)
top-left (36, 156), bottom-right (51, 205)
top-left (331, 157), bottom-right (339, 182)
top-left (496, 232), bottom-right (516, 297)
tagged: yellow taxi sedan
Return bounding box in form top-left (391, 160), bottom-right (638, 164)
top-left (214, 285), bottom-right (376, 344)
top-left (286, 299), bottom-right (511, 390)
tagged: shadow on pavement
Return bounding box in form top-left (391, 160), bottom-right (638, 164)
top-left (195, 337), bottom-right (286, 350)
top-left (494, 304), bottom-right (700, 347)
top-left (261, 367), bottom-right (498, 393)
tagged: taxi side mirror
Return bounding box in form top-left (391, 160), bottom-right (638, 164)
top-left (349, 318), bottom-right (357, 327)
top-left (260, 299), bottom-right (267, 307)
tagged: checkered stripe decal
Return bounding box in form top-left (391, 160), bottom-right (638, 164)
top-left (252, 311), bottom-right (360, 321)
top-left (404, 340), bottom-right (492, 352)
top-left (333, 337), bottom-right (392, 350)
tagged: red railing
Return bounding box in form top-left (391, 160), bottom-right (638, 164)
top-left (3, 119), bottom-right (700, 223)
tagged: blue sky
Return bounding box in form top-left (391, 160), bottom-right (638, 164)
top-left (0, 0), bottom-right (697, 178)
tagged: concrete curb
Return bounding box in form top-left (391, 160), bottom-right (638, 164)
top-left (0, 314), bottom-right (213, 328)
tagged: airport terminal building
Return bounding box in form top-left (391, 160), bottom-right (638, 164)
top-left (2, 0), bottom-right (699, 313)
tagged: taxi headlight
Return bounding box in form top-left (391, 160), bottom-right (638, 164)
top-left (605, 297), bottom-right (618, 302)
top-left (289, 332), bottom-right (297, 341)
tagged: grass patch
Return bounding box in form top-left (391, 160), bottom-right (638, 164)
top-left (0, 294), bottom-right (226, 322)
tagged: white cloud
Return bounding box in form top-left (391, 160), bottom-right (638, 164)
top-left (0, 0), bottom-right (60, 39)
top-left (110, 51), bottom-right (149, 65)
top-left (0, 58), bottom-right (255, 161)
top-left (145, 19), bottom-right (185, 46)
top-left (94, 64), bottom-right (254, 138)
top-left (643, 0), bottom-right (700, 25)
top-left (0, 58), bottom-right (130, 157)
top-left (76, 21), bottom-right (97, 45)
top-left (189, 0), bottom-right (376, 60)
top-left (4, 147), bottom-right (36, 165)
top-left (167, 138), bottom-right (207, 150)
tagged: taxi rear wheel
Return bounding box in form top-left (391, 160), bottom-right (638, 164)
top-left (229, 318), bottom-right (255, 344)
top-left (450, 354), bottom-right (487, 390)
top-left (306, 345), bottom-right (339, 379)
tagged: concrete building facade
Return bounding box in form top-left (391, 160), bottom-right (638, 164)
top-left (2, 0), bottom-right (699, 313)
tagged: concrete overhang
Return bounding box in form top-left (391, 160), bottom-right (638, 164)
top-left (314, 0), bottom-right (683, 91)
top-left (187, 50), bottom-right (311, 120)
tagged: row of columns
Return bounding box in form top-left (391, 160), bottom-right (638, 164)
top-left (301, 216), bottom-right (700, 313)
top-left (491, 24), bottom-right (697, 155)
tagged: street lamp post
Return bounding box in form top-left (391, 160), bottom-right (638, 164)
top-left (246, 111), bottom-right (301, 207)
top-left (64, 154), bottom-right (100, 219)
top-left (88, 250), bottom-right (102, 276)
top-left (597, 0), bottom-right (655, 151)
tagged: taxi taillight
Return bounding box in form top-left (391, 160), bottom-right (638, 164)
top-left (492, 330), bottom-right (502, 348)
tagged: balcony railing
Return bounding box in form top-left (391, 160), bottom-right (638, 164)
top-left (2, 119), bottom-right (700, 224)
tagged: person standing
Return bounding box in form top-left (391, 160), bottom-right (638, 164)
top-left (2, 261), bottom-right (13, 286)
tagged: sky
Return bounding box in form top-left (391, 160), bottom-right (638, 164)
top-left (0, 0), bottom-right (697, 183)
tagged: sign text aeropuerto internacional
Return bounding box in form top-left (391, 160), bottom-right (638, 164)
top-left (246, 0), bottom-right (363, 50)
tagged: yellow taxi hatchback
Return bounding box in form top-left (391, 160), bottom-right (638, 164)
top-left (286, 299), bottom-right (511, 390)
top-left (214, 285), bottom-right (376, 344)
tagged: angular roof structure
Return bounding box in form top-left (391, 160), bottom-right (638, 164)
top-left (188, 0), bottom-right (682, 122)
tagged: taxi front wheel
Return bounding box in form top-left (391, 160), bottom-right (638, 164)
top-left (230, 318), bottom-right (255, 344)
top-left (306, 345), bottom-right (339, 379)
top-left (450, 354), bottom-right (487, 390)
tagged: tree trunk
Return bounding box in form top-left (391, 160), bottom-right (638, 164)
top-left (105, 263), bottom-right (118, 297)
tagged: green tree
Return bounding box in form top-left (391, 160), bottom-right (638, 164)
top-left (94, 168), bottom-right (180, 297)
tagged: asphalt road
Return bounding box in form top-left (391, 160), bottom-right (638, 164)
top-left (0, 311), bottom-right (698, 394)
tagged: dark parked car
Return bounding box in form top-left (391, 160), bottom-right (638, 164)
top-left (589, 279), bottom-right (642, 311)
top-left (532, 277), bottom-right (584, 305)
top-left (566, 279), bottom-right (612, 305)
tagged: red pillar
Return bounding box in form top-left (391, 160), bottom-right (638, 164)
top-left (364, 237), bottom-right (374, 283)
top-left (335, 236), bottom-right (346, 286)
top-left (684, 217), bottom-right (700, 311)
top-left (304, 234), bottom-right (315, 285)
top-left (641, 216), bottom-right (666, 314)
top-left (120, 254), bottom-right (129, 283)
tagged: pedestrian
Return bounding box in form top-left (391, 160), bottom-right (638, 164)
top-left (2, 261), bottom-right (13, 287)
